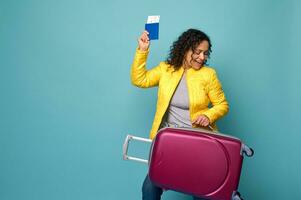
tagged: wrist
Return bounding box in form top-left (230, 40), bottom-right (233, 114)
top-left (138, 46), bottom-right (149, 52)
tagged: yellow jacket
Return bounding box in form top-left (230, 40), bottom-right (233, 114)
top-left (131, 49), bottom-right (229, 139)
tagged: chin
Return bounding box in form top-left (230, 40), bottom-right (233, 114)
top-left (192, 64), bottom-right (203, 70)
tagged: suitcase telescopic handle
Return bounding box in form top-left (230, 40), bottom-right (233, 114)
top-left (123, 135), bottom-right (152, 164)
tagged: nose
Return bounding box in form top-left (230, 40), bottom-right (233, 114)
top-left (198, 53), bottom-right (205, 60)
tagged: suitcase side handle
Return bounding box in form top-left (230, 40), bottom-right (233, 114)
top-left (123, 135), bottom-right (152, 164)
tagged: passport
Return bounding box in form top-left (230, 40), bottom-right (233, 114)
top-left (145, 15), bottom-right (160, 40)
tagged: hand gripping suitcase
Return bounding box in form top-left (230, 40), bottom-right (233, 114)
top-left (123, 127), bottom-right (254, 200)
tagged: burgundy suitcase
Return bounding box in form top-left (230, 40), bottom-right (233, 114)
top-left (123, 127), bottom-right (254, 200)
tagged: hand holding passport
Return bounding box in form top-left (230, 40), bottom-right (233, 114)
top-left (138, 31), bottom-right (150, 51)
top-left (138, 16), bottom-right (160, 51)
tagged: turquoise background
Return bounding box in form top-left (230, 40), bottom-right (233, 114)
top-left (1, 0), bottom-right (300, 199)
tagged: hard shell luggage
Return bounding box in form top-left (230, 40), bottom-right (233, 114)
top-left (123, 127), bottom-right (254, 200)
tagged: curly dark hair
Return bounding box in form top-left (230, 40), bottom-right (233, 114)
top-left (166, 29), bottom-right (212, 70)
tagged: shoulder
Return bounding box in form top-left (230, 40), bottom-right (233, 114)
top-left (158, 61), bottom-right (175, 73)
top-left (200, 66), bottom-right (217, 75)
top-left (197, 66), bottom-right (220, 83)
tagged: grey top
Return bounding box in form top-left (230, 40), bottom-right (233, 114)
top-left (161, 73), bottom-right (192, 128)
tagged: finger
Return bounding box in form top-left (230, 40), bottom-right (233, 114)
top-left (203, 118), bottom-right (210, 126)
top-left (139, 35), bottom-right (144, 42)
top-left (203, 116), bottom-right (210, 126)
top-left (142, 31), bottom-right (148, 37)
top-left (192, 118), bottom-right (197, 124)
top-left (199, 117), bottom-right (206, 126)
top-left (141, 36), bottom-right (147, 43)
top-left (139, 32), bottom-right (147, 40)
top-left (196, 117), bottom-right (203, 125)
top-left (201, 121), bottom-right (208, 127)
top-left (143, 34), bottom-right (150, 42)
top-left (201, 116), bottom-right (210, 126)
top-left (143, 31), bottom-right (150, 38)
top-left (141, 34), bottom-right (149, 42)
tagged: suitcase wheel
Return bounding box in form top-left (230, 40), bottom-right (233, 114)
top-left (242, 144), bottom-right (254, 157)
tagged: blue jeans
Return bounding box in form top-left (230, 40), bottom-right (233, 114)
top-left (142, 174), bottom-right (207, 200)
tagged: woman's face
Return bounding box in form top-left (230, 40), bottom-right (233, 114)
top-left (184, 40), bottom-right (209, 70)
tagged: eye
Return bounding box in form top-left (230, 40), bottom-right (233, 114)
top-left (194, 50), bottom-right (201, 55)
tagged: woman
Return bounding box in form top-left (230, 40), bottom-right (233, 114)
top-left (131, 28), bottom-right (229, 200)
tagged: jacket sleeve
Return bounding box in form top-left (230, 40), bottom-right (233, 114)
top-left (130, 49), bottom-right (162, 88)
top-left (202, 70), bottom-right (229, 124)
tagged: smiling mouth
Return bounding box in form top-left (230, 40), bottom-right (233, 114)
top-left (194, 60), bottom-right (203, 65)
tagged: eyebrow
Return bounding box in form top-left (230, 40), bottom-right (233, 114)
top-left (195, 49), bottom-right (208, 53)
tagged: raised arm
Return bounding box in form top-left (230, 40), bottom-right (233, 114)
top-left (130, 31), bottom-right (162, 88)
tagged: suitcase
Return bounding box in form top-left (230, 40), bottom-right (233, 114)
top-left (123, 127), bottom-right (254, 200)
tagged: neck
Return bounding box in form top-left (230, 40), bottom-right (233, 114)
top-left (182, 61), bottom-right (191, 71)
